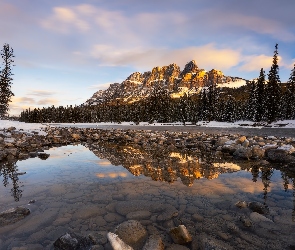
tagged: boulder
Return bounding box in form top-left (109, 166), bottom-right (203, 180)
top-left (0, 207), bottom-right (30, 226)
top-left (235, 201), bottom-right (247, 209)
top-left (248, 202), bottom-right (269, 214)
top-left (107, 232), bottom-right (133, 250)
top-left (251, 146), bottom-right (265, 159)
top-left (143, 235), bottom-right (164, 250)
top-left (53, 232), bottom-right (93, 250)
top-left (249, 212), bottom-right (273, 223)
top-left (169, 225), bottom-right (192, 245)
top-left (267, 149), bottom-right (295, 163)
top-left (114, 220), bottom-right (147, 249)
top-left (233, 148), bottom-right (252, 159)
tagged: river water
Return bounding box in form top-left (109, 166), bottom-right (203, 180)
top-left (0, 143), bottom-right (294, 249)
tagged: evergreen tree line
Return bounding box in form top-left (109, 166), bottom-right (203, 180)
top-left (19, 44), bottom-right (295, 124)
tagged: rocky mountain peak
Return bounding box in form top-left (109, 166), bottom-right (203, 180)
top-left (85, 60), bottom-right (246, 105)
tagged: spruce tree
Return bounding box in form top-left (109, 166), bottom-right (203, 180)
top-left (255, 68), bottom-right (266, 122)
top-left (265, 44), bottom-right (282, 123)
top-left (0, 43), bottom-right (15, 118)
top-left (285, 63), bottom-right (295, 119)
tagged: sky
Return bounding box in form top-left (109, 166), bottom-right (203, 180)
top-left (0, 0), bottom-right (295, 116)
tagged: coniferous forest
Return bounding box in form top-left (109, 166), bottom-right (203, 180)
top-left (19, 44), bottom-right (295, 124)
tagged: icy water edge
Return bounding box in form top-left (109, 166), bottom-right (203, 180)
top-left (0, 143), bottom-right (295, 250)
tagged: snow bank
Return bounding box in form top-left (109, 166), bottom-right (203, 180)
top-left (0, 120), bottom-right (48, 135)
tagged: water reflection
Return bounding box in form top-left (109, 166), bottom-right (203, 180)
top-left (0, 160), bottom-right (23, 201)
top-left (1, 142), bottom-right (295, 219)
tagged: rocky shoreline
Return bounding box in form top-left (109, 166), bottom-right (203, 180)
top-left (1, 126), bottom-right (295, 166)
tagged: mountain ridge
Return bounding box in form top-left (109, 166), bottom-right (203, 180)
top-left (85, 60), bottom-right (247, 105)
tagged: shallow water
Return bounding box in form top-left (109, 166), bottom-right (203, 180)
top-left (0, 143), bottom-right (294, 249)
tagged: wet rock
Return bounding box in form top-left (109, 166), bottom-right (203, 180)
top-left (126, 210), bottom-right (151, 220)
top-left (107, 232), bottom-right (133, 250)
top-left (221, 145), bottom-right (237, 154)
top-left (249, 212), bottom-right (273, 223)
top-left (248, 202), bottom-right (269, 214)
top-left (235, 201), bottom-right (247, 209)
top-left (38, 153), bottom-right (50, 160)
top-left (166, 244), bottom-right (190, 250)
top-left (169, 225), bottom-right (192, 244)
top-left (0, 207), bottom-right (30, 226)
top-left (233, 147), bottom-right (252, 159)
top-left (114, 220), bottom-right (147, 249)
top-left (142, 235), bottom-right (164, 250)
top-left (200, 235), bottom-right (234, 250)
top-left (88, 231), bottom-right (108, 245)
top-left (192, 213), bottom-right (204, 222)
top-left (267, 149), bottom-right (295, 163)
top-left (239, 216), bottom-right (252, 227)
top-left (53, 232), bottom-right (93, 250)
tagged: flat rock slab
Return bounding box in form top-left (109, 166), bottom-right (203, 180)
top-left (115, 200), bottom-right (178, 221)
top-left (0, 207), bottom-right (30, 226)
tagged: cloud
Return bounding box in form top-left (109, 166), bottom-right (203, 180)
top-left (11, 96), bottom-right (36, 104)
top-left (239, 55), bottom-right (274, 72)
top-left (41, 6), bottom-right (89, 34)
top-left (88, 82), bottom-right (113, 90)
top-left (28, 90), bottom-right (58, 97)
top-left (91, 43), bottom-right (241, 71)
top-left (37, 98), bottom-right (59, 105)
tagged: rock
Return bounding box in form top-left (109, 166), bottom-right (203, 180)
top-left (236, 136), bottom-right (247, 144)
top-left (89, 231), bottom-right (108, 245)
top-left (166, 244), bottom-right (190, 250)
top-left (114, 220), bottom-right (147, 249)
top-left (192, 213), bottom-right (204, 222)
top-left (277, 144), bottom-right (295, 154)
top-left (53, 232), bottom-right (93, 250)
top-left (235, 201), bottom-right (247, 209)
top-left (267, 149), bottom-right (295, 163)
top-left (233, 147), bottom-right (252, 159)
top-left (38, 153), bottom-right (50, 160)
top-left (248, 202), bottom-right (269, 214)
top-left (126, 211), bottom-right (151, 220)
top-left (251, 146), bottom-right (265, 159)
top-left (242, 139), bottom-right (249, 147)
top-left (71, 134), bottom-right (81, 140)
top-left (0, 207), bottom-right (30, 226)
top-left (239, 216), bottom-right (252, 227)
top-left (107, 232), bottom-right (133, 250)
top-left (142, 235), bottom-right (164, 250)
top-left (169, 225), bottom-right (192, 244)
top-left (221, 145), bottom-right (237, 155)
top-left (249, 212), bottom-right (273, 223)
top-left (200, 235), bottom-right (234, 250)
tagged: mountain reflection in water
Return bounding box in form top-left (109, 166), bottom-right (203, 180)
top-left (0, 142), bottom-right (295, 222)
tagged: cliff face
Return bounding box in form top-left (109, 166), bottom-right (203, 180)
top-left (86, 60), bottom-right (245, 105)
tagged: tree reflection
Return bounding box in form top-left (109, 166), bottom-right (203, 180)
top-left (0, 160), bottom-right (23, 202)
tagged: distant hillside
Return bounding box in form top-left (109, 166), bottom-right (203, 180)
top-left (85, 60), bottom-right (247, 105)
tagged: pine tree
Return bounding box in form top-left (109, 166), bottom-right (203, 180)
top-left (255, 68), bottom-right (266, 121)
top-left (285, 63), bottom-right (295, 119)
top-left (0, 43), bottom-right (15, 118)
top-left (265, 44), bottom-right (282, 123)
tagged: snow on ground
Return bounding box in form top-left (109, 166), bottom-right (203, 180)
top-left (1, 119), bottom-right (295, 132)
top-left (0, 120), bottom-right (47, 135)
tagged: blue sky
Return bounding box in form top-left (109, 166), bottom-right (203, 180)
top-left (0, 0), bottom-right (295, 115)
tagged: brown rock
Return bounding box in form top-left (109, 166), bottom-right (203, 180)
top-left (169, 225), bottom-right (192, 244)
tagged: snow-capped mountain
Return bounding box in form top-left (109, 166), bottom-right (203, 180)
top-left (85, 60), bottom-right (247, 105)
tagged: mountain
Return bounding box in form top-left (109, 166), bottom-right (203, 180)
top-left (85, 60), bottom-right (247, 105)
